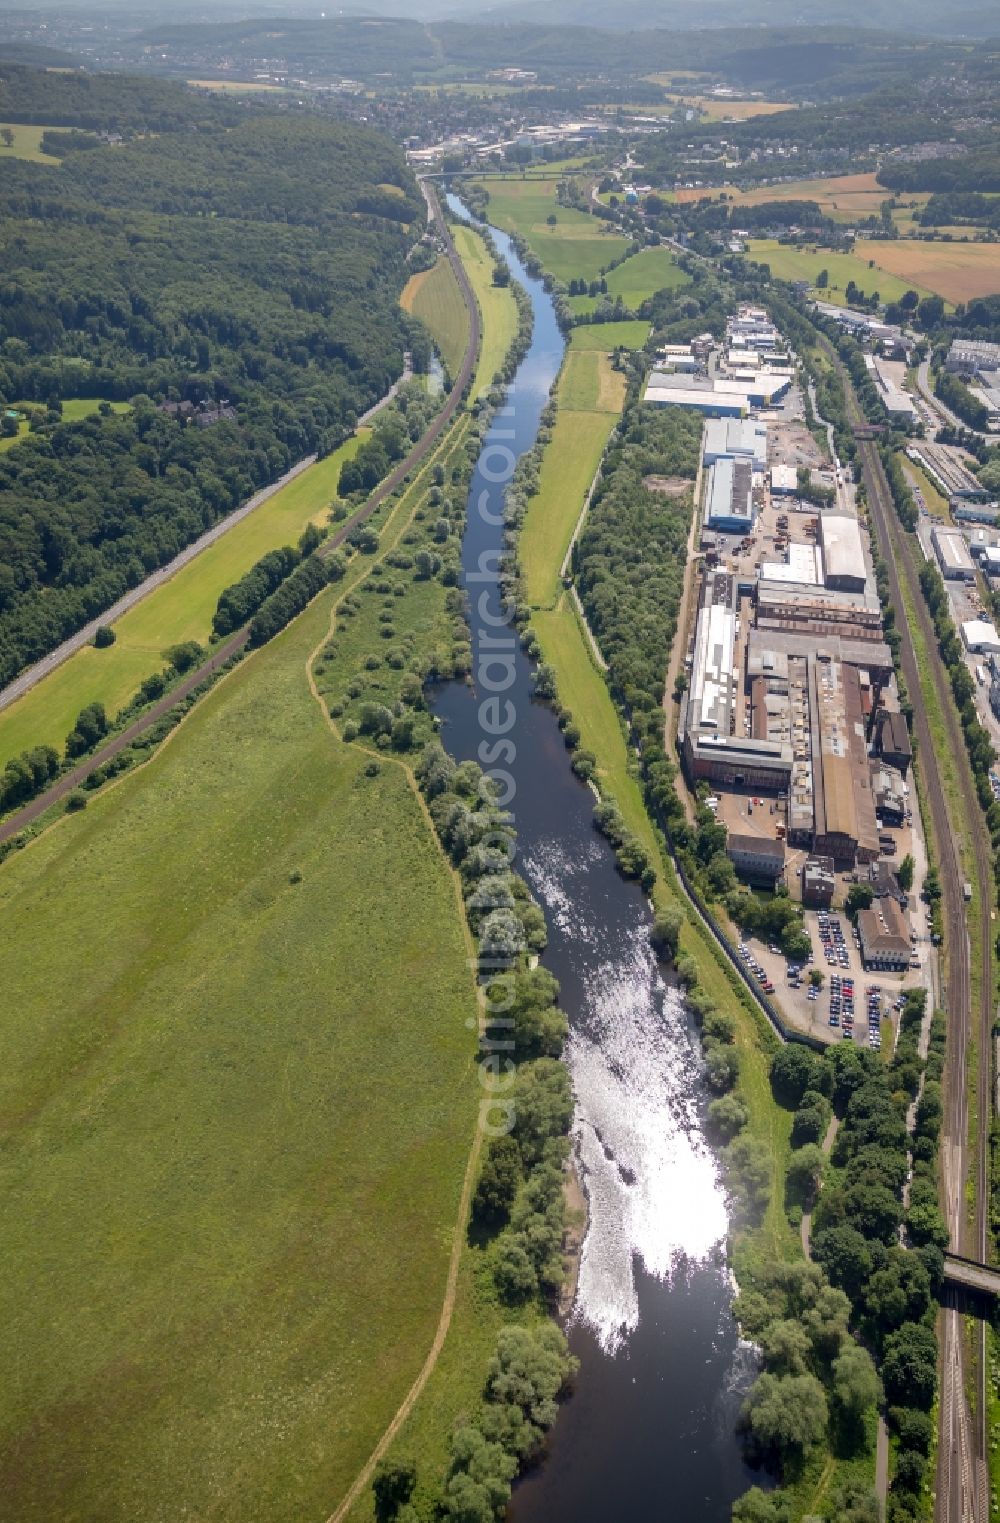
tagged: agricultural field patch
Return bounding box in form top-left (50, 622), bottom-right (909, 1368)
top-left (0, 440), bottom-right (480, 1523)
top-left (186, 78), bottom-right (287, 92)
top-left (471, 176), bottom-right (628, 284)
top-left (0, 434), bottom-right (367, 763)
top-left (677, 173), bottom-right (910, 224)
top-left (568, 246), bottom-right (690, 314)
top-left (558, 350), bottom-right (626, 413)
top-left (401, 255), bottom-right (470, 376)
top-left (746, 239), bottom-right (937, 306)
top-left (0, 121), bottom-right (70, 162)
top-left (854, 238), bottom-right (1000, 304)
top-left (568, 320), bottom-right (651, 350)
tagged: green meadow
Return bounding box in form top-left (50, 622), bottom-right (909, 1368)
top-left (0, 433), bottom-right (367, 763)
top-left (0, 416), bottom-right (483, 1523)
top-left (472, 175), bottom-right (628, 284)
top-left (401, 255), bottom-right (470, 376)
top-left (452, 222), bottom-right (519, 396)
top-left (567, 245), bottom-right (690, 314)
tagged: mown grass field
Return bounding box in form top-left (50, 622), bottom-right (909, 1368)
top-left (0, 433), bottom-right (367, 763)
top-left (451, 222), bottom-right (518, 397)
top-left (401, 256), bottom-right (470, 376)
top-left (854, 238), bottom-right (1000, 304)
top-left (0, 422), bottom-right (482, 1523)
top-left (558, 349), bottom-right (626, 412)
top-left (567, 246), bottom-right (690, 314)
top-left (520, 407), bottom-right (615, 610)
top-left (187, 78), bottom-right (288, 92)
top-left (569, 319), bottom-right (651, 350)
top-left (0, 397), bottom-right (130, 453)
top-left (747, 239), bottom-right (937, 306)
top-left (0, 121), bottom-right (70, 162)
top-left (472, 176), bottom-right (628, 284)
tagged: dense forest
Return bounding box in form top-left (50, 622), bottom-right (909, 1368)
top-left (0, 77), bottom-right (423, 688)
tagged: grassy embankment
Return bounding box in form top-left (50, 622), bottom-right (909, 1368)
top-left (401, 256), bottom-right (470, 377)
top-left (470, 175), bottom-right (629, 284)
top-left (566, 245), bottom-right (690, 315)
top-left (451, 222), bottom-right (519, 396)
top-left (0, 433), bottom-right (367, 762)
top-left (898, 453), bottom-right (950, 521)
top-left (0, 387), bottom-right (490, 1523)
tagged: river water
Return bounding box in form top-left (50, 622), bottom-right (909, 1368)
top-left (437, 198), bottom-right (760, 1521)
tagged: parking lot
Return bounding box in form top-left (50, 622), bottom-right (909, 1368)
top-left (736, 901), bottom-right (931, 1052)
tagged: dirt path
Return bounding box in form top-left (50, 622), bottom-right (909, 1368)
top-left (303, 175), bottom-right (488, 1523)
top-left (305, 501), bottom-right (486, 1523)
top-left (800, 1113), bottom-right (840, 1259)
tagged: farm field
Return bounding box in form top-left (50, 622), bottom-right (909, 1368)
top-left (567, 246), bottom-right (689, 314)
top-left (471, 176), bottom-right (628, 283)
top-left (0, 121), bottom-right (70, 162)
top-left (452, 222), bottom-right (518, 396)
top-left (854, 238), bottom-right (1000, 304)
top-left (746, 239), bottom-right (937, 305)
top-left (0, 448), bottom-right (481, 1523)
top-left (0, 433), bottom-right (367, 763)
top-left (677, 173), bottom-right (908, 223)
top-left (668, 94), bottom-right (793, 121)
top-left (558, 348), bottom-right (626, 413)
top-left (569, 319), bottom-right (651, 350)
top-left (401, 255), bottom-right (470, 376)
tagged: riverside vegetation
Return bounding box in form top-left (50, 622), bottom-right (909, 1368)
top-left (490, 236), bottom-right (945, 1515)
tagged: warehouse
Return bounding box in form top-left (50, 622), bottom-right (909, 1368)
top-left (947, 339), bottom-right (1000, 373)
top-left (819, 514), bottom-right (867, 593)
top-left (703, 417), bottom-right (768, 470)
top-left (705, 457), bottom-right (756, 533)
top-left (907, 442), bottom-right (985, 501)
top-left (932, 525), bottom-right (976, 582)
top-left (770, 464), bottom-right (798, 496)
top-left (961, 619), bottom-right (1000, 655)
top-left (680, 572), bottom-right (793, 788)
top-left (643, 377), bottom-right (748, 417)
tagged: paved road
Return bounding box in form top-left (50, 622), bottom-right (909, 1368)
top-left (915, 357), bottom-right (991, 444)
top-left (0, 181), bottom-right (480, 847)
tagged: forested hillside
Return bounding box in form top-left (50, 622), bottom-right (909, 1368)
top-left (0, 83), bottom-right (422, 688)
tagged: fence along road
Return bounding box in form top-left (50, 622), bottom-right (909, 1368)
top-left (0, 180), bottom-right (481, 846)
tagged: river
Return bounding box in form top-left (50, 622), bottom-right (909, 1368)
top-left (436, 197), bottom-right (761, 1521)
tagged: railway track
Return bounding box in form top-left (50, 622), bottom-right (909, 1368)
top-left (0, 180), bottom-right (481, 848)
top-left (856, 424), bottom-right (993, 1523)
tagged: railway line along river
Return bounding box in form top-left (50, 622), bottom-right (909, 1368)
top-left (438, 196), bottom-right (762, 1520)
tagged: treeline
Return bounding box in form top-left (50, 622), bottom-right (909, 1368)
top-left (248, 554), bottom-right (343, 649)
top-left (0, 100), bottom-right (421, 687)
top-left (213, 546), bottom-right (302, 637)
top-left (0, 62), bottom-right (240, 132)
top-left (878, 147), bottom-right (1000, 195)
top-left (734, 997), bottom-right (945, 1523)
top-left (919, 192), bottom-right (1000, 229)
top-left (936, 369), bottom-right (990, 432)
top-left (338, 385), bottom-right (441, 498)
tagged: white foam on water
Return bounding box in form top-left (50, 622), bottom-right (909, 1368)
top-left (524, 837), bottom-right (730, 1354)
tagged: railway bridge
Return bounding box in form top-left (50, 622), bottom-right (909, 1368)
top-left (943, 1252), bottom-right (1000, 1299)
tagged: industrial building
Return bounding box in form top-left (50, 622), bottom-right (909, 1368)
top-left (872, 709), bottom-right (912, 778)
top-left (907, 442), bottom-right (985, 502)
top-left (961, 619), bottom-right (1000, 655)
top-left (818, 514), bottom-right (868, 593)
top-left (857, 900), bottom-right (911, 971)
top-left (759, 543), bottom-right (823, 585)
top-left (932, 525), bottom-right (977, 582)
top-left (802, 855), bottom-right (836, 907)
top-left (947, 339), bottom-right (1000, 373)
top-left (703, 417), bottom-right (768, 470)
top-left (866, 355), bottom-right (916, 421)
top-left (705, 457), bottom-right (756, 533)
top-left (770, 464), bottom-right (798, 496)
top-left (643, 377), bottom-right (749, 417)
top-left (727, 833), bottom-right (785, 884)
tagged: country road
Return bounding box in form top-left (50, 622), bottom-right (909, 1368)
top-left (0, 180), bottom-right (480, 848)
